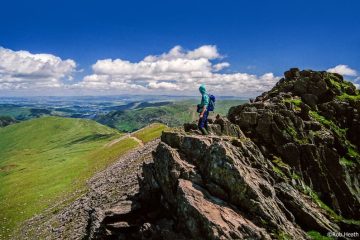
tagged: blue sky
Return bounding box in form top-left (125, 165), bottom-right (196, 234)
top-left (0, 0), bottom-right (359, 96)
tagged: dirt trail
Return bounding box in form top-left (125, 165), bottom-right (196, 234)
top-left (129, 136), bottom-right (144, 147)
top-left (106, 134), bottom-right (144, 147)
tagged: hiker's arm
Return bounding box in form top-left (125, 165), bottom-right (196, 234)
top-left (199, 95), bottom-right (209, 117)
top-left (199, 106), bottom-right (206, 117)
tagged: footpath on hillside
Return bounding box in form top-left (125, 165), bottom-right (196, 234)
top-left (106, 134), bottom-right (144, 148)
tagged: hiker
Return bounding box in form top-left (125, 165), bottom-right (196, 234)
top-left (197, 84), bottom-right (210, 135)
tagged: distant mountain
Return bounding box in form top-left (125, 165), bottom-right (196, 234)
top-left (0, 116), bottom-right (17, 127)
top-left (135, 101), bottom-right (173, 109)
top-left (0, 104), bottom-right (53, 120)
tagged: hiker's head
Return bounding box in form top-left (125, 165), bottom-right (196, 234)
top-left (199, 84), bottom-right (207, 94)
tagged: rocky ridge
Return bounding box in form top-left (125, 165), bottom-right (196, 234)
top-left (97, 69), bottom-right (359, 239)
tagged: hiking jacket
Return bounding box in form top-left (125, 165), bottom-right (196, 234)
top-left (199, 85), bottom-right (209, 108)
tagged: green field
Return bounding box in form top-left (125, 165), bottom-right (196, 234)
top-left (0, 117), bottom-right (156, 237)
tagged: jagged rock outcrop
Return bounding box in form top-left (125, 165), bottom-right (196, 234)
top-left (228, 68), bottom-right (360, 220)
top-left (101, 69), bottom-right (359, 239)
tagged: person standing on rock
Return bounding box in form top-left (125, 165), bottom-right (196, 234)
top-left (197, 84), bottom-right (210, 135)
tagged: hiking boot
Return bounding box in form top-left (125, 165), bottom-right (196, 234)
top-left (200, 127), bottom-right (209, 135)
top-left (205, 125), bottom-right (211, 134)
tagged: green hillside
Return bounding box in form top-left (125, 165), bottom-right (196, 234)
top-left (132, 123), bottom-right (169, 143)
top-left (0, 105), bottom-right (52, 120)
top-left (0, 117), bottom-right (142, 237)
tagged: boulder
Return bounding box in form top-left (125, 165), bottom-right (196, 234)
top-left (301, 94), bottom-right (318, 109)
top-left (284, 68), bottom-right (300, 80)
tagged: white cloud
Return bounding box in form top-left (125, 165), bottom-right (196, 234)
top-left (186, 45), bottom-right (220, 60)
top-left (0, 45), bottom-right (281, 96)
top-left (213, 62), bottom-right (230, 72)
top-left (327, 65), bottom-right (357, 76)
top-left (143, 45), bottom-right (220, 62)
top-left (0, 47), bottom-right (76, 90)
top-left (354, 83), bottom-right (359, 89)
top-left (148, 81), bottom-right (180, 90)
top-left (80, 45), bottom-right (280, 96)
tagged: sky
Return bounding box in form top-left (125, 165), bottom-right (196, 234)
top-left (0, 0), bottom-right (359, 97)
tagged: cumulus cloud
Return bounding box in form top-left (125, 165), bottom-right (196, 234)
top-left (213, 62), bottom-right (230, 72)
top-left (4, 45), bottom-right (360, 96)
top-left (148, 81), bottom-right (180, 90)
top-left (0, 47), bottom-right (76, 90)
top-left (80, 45), bottom-right (280, 95)
top-left (0, 45), bottom-right (281, 96)
top-left (143, 45), bottom-right (220, 62)
top-left (327, 65), bottom-right (357, 76)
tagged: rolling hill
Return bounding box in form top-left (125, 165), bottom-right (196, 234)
top-left (0, 117), bottom-right (166, 238)
top-left (0, 116), bottom-right (17, 127)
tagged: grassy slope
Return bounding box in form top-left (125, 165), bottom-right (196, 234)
top-left (132, 123), bottom-right (168, 143)
top-left (0, 117), bottom-right (143, 237)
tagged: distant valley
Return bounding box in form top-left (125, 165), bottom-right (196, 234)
top-left (0, 96), bottom-right (247, 131)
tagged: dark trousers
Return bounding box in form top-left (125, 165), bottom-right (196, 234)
top-left (198, 110), bottom-right (209, 129)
